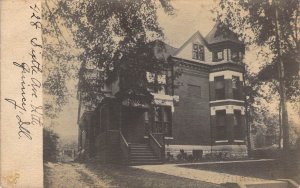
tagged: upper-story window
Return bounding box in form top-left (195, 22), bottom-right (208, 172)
top-left (213, 50), bottom-right (224, 62)
top-left (215, 76), bottom-right (225, 100)
top-left (232, 76), bottom-right (242, 100)
top-left (231, 49), bottom-right (244, 62)
top-left (146, 72), bottom-right (167, 94)
top-left (192, 43), bottom-right (205, 61)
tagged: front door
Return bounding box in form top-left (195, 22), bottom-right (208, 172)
top-left (122, 107), bottom-right (146, 143)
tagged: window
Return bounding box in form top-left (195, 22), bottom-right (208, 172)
top-left (232, 76), bottom-right (241, 100)
top-left (213, 50), bottom-right (224, 62)
top-left (216, 110), bottom-right (227, 140)
top-left (215, 76), bottom-right (225, 100)
top-left (234, 110), bottom-right (243, 140)
top-left (192, 43), bottom-right (205, 61)
top-left (231, 49), bottom-right (243, 61)
top-left (153, 106), bottom-right (172, 137)
top-left (146, 72), bottom-right (167, 94)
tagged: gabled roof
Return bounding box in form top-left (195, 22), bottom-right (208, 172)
top-left (173, 31), bottom-right (207, 56)
top-left (205, 21), bottom-right (244, 45)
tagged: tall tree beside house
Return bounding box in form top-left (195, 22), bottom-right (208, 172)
top-left (215, 0), bottom-right (300, 151)
top-left (43, 0), bottom-right (175, 114)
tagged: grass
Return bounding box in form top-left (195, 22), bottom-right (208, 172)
top-left (84, 163), bottom-right (222, 188)
top-left (181, 160), bottom-right (300, 184)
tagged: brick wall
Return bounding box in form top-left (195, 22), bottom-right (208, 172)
top-left (172, 66), bottom-right (211, 145)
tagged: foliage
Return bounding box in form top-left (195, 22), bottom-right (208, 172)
top-left (214, 0), bottom-right (299, 99)
top-left (43, 0), bottom-right (175, 114)
top-left (43, 127), bottom-right (60, 162)
top-left (214, 0), bottom-right (300, 150)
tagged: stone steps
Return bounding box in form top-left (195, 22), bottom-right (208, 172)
top-left (129, 143), bottom-right (162, 165)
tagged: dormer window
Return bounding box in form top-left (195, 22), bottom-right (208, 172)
top-left (213, 50), bottom-right (224, 62)
top-left (192, 43), bottom-right (205, 61)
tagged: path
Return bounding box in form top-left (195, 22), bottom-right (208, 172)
top-left (133, 159), bottom-right (280, 185)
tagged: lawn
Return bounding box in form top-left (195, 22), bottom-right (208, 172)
top-left (84, 163), bottom-right (222, 188)
top-left (180, 160), bottom-right (300, 184)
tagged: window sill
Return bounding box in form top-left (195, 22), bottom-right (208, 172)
top-left (215, 140), bottom-right (228, 143)
top-left (234, 140), bottom-right (245, 143)
top-left (164, 137), bottom-right (174, 140)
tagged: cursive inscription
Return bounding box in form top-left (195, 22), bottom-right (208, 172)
top-left (4, 4), bottom-right (43, 140)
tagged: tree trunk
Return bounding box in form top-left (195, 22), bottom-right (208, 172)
top-left (278, 102), bottom-right (282, 149)
top-left (243, 72), bottom-right (252, 157)
top-left (274, 1), bottom-right (289, 151)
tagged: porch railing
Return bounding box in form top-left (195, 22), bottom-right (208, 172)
top-left (120, 131), bottom-right (130, 164)
top-left (149, 133), bottom-right (165, 162)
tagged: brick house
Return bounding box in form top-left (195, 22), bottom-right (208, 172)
top-left (78, 22), bottom-right (247, 165)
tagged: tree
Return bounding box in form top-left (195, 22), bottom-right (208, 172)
top-left (43, 128), bottom-right (60, 162)
top-left (215, 0), bottom-right (300, 151)
top-left (43, 0), bottom-right (175, 114)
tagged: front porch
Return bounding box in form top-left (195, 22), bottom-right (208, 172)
top-left (78, 91), bottom-right (177, 165)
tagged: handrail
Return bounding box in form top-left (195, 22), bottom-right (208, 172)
top-left (120, 131), bottom-right (129, 147)
top-left (149, 133), bottom-right (162, 148)
top-left (149, 133), bottom-right (165, 162)
top-left (120, 131), bottom-right (130, 164)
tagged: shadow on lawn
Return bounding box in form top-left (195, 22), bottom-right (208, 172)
top-left (84, 162), bottom-right (223, 188)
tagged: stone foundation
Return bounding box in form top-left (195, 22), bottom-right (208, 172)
top-left (165, 144), bottom-right (247, 160)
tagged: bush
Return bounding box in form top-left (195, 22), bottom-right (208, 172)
top-left (43, 128), bottom-right (59, 162)
top-left (187, 154), bottom-right (194, 162)
top-left (177, 149), bottom-right (188, 161)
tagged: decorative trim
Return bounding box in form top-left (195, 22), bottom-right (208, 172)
top-left (210, 105), bottom-right (245, 115)
top-left (210, 99), bottom-right (244, 104)
top-left (152, 93), bottom-right (179, 112)
top-left (209, 70), bottom-right (243, 81)
top-left (171, 56), bottom-right (211, 71)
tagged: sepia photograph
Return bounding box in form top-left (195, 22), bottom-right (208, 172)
top-left (40, 0), bottom-right (300, 187)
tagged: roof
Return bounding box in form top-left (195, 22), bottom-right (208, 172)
top-left (173, 31), bottom-right (207, 56)
top-left (151, 40), bottom-right (178, 59)
top-left (205, 21), bottom-right (244, 45)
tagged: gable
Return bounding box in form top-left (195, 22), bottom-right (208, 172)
top-left (173, 31), bottom-right (212, 63)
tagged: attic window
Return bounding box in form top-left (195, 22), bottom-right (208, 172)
top-left (192, 43), bottom-right (205, 61)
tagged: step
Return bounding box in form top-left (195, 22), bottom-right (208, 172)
top-left (131, 150), bottom-right (154, 153)
top-left (131, 154), bottom-right (156, 157)
top-left (130, 158), bottom-right (160, 161)
top-left (129, 161), bottom-right (163, 166)
top-left (130, 152), bottom-right (155, 155)
top-left (131, 148), bottom-right (151, 151)
top-left (130, 147), bottom-right (151, 150)
top-left (131, 156), bottom-right (158, 159)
